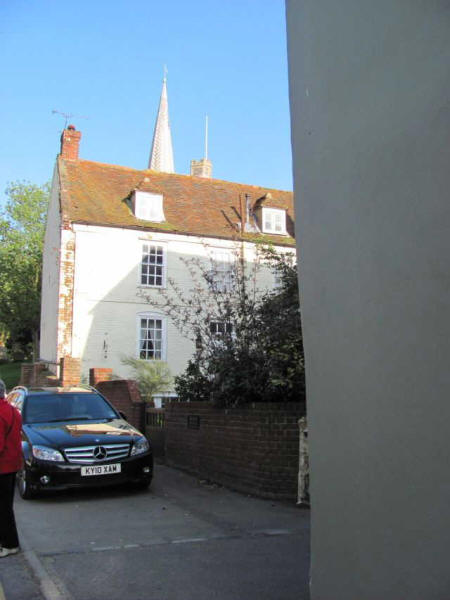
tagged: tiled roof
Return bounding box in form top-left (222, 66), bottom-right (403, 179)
top-left (58, 158), bottom-right (295, 245)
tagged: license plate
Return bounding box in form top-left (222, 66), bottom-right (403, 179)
top-left (81, 463), bottom-right (121, 477)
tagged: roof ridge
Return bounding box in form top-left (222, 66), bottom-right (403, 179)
top-left (65, 158), bottom-right (292, 194)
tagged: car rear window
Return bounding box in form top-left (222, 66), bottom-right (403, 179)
top-left (23, 393), bottom-right (119, 424)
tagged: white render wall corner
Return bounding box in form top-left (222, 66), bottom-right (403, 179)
top-left (39, 164), bottom-right (62, 366)
top-left (286, 2), bottom-right (450, 598)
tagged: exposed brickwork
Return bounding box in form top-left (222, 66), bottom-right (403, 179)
top-left (20, 364), bottom-right (34, 387)
top-left (20, 357), bottom-right (79, 388)
top-left (60, 357), bottom-right (81, 387)
top-left (32, 363), bottom-right (47, 385)
top-left (60, 126), bottom-right (81, 161)
top-left (21, 363), bottom-right (54, 387)
top-left (96, 380), bottom-right (145, 433)
top-left (34, 363), bottom-right (60, 387)
top-left (44, 375), bottom-right (60, 387)
top-left (165, 402), bottom-right (305, 501)
top-left (57, 229), bottom-right (76, 359)
top-left (89, 368), bottom-right (113, 387)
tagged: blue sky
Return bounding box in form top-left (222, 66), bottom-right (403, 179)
top-left (0, 1), bottom-right (292, 207)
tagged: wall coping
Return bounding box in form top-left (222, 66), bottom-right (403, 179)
top-left (165, 401), bottom-right (305, 412)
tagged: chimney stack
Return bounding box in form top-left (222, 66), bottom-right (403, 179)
top-left (60, 125), bottom-right (81, 160)
top-left (190, 115), bottom-right (212, 178)
top-left (190, 158), bottom-right (212, 179)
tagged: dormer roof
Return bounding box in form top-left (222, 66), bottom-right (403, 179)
top-left (58, 157), bottom-right (295, 245)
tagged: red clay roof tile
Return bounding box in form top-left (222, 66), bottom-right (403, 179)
top-left (59, 158), bottom-right (295, 246)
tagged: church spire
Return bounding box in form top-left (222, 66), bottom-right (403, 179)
top-left (148, 72), bottom-right (175, 173)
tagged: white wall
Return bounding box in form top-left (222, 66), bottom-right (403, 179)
top-left (70, 224), bottom-right (288, 383)
top-left (39, 164), bottom-right (61, 366)
top-left (286, 2), bottom-right (450, 598)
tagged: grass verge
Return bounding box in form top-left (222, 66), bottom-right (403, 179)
top-left (0, 362), bottom-right (23, 391)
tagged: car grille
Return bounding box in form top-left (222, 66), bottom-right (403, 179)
top-left (63, 444), bottom-right (131, 464)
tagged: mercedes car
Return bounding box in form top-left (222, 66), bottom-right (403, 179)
top-left (6, 386), bottom-right (153, 499)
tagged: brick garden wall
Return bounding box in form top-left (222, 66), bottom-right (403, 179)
top-left (165, 402), bottom-right (305, 501)
top-left (89, 368), bottom-right (113, 387)
top-left (95, 379), bottom-right (145, 433)
top-left (59, 357), bottom-right (80, 387)
top-left (20, 356), bottom-right (79, 387)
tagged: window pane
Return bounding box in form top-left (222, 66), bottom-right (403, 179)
top-left (141, 244), bottom-right (164, 287)
top-left (139, 317), bottom-right (163, 360)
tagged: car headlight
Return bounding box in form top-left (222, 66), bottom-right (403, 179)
top-left (131, 437), bottom-right (150, 456)
top-left (32, 445), bottom-right (65, 462)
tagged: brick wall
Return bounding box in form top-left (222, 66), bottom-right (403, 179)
top-left (165, 402), bottom-right (305, 501)
top-left (59, 357), bottom-right (81, 387)
top-left (89, 368), bottom-right (113, 387)
top-left (20, 364), bottom-right (34, 386)
top-left (60, 126), bottom-right (81, 160)
top-left (96, 380), bottom-right (145, 433)
top-left (57, 229), bottom-right (76, 359)
top-left (20, 356), bottom-right (78, 387)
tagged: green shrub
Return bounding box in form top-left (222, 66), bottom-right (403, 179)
top-left (120, 356), bottom-right (173, 403)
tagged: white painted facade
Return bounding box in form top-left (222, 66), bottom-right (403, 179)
top-left (42, 213), bottom-right (291, 387)
top-left (39, 165), bottom-right (62, 365)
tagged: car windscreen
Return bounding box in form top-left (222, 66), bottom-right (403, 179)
top-left (23, 393), bottom-right (119, 424)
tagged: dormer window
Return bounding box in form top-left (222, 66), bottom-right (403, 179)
top-left (132, 190), bottom-right (165, 222)
top-left (262, 207), bottom-right (287, 235)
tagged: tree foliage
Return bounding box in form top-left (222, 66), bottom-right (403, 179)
top-left (141, 244), bottom-right (305, 407)
top-left (0, 181), bottom-right (49, 359)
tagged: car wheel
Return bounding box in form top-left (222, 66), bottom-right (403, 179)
top-left (17, 467), bottom-right (38, 500)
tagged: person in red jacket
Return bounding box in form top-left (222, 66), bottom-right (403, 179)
top-left (0, 379), bottom-right (22, 557)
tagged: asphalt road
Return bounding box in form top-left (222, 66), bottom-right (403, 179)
top-left (0, 464), bottom-right (310, 600)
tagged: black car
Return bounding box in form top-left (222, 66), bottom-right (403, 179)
top-left (6, 386), bottom-right (153, 499)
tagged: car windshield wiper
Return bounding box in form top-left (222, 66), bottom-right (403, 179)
top-left (28, 417), bottom-right (113, 424)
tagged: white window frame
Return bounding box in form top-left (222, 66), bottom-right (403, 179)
top-left (136, 312), bottom-right (167, 361)
top-left (133, 191), bottom-right (165, 222)
top-left (209, 320), bottom-right (233, 337)
top-left (210, 250), bottom-right (234, 293)
top-left (262, 207), bottom-right (287, 235)
top-left (140, 242), bottom-right (167, 288)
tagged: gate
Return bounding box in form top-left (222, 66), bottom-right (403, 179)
top-left (145, 407), bottom-right (166, 458)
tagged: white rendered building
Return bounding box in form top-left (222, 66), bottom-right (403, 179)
top-left (40, 81), bottom-right (295, 389)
